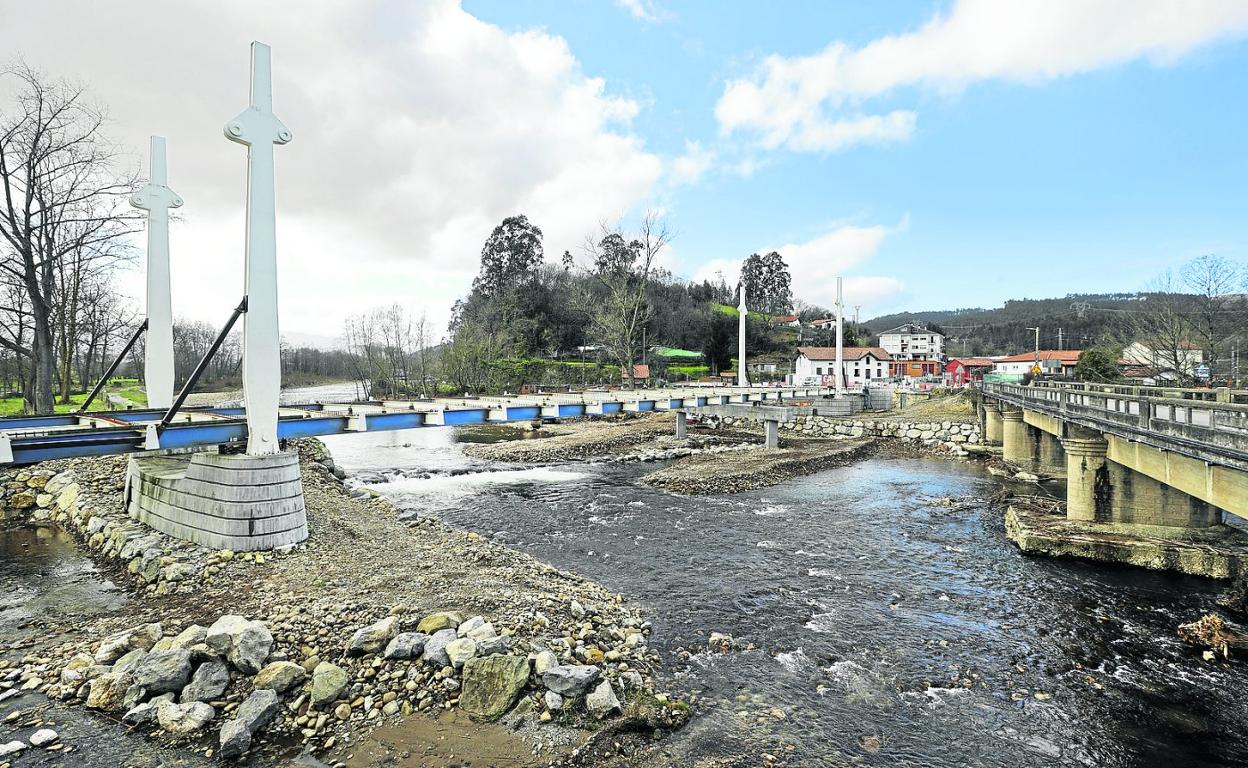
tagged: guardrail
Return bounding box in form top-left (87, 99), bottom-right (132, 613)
top-left (981, 381), bottom-right (1248, 470)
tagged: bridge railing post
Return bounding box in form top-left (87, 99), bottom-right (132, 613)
top-left (1137, 398), bottom-right (1150, 429)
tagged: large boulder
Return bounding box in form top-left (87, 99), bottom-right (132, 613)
top-left (154, 624), bottom-right (208, 653)
top-left (206, 616), bottom-right (272, 674)
top-left (416, 611), bottom-right (463, 634)
top-left (309, 662), bottom-right (349, 707)
top-left (181, 659), bottom-right (230, 702)
top-left (94, 623), bottom-right (162, 664)
top-left (585, 679), bottom-right (621, 718)
top-left (122, 693), bottom-right (174, 726)
top-left (542, 665), bottom-right (601, 698)
top-left (420, 629), bottom-right (458, 667)
top-left (383, 632), bottom-right (428, 661)
top-left (112, 648), bottom-right (148, 675)
top-left (85, 671), bottom-right (133, 711)
top-left (348, 616), bottom-right (398, 656)
top-left (459, 655), bottom-right (529, 720)
top-left (132, 649), bottom-right (193, 694)
top-left (218, 689), bottom-right (279, 759)
top-left (253, 661), bottom-right (306, 694)
top-left (156, 700), bottom-right (216, 736)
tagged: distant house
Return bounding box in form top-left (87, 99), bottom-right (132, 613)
top-left (623, 364), bottom-right (650, 383)
top-left (770, 314), bottom-right (801, 328)
top-left (946, 357), bottom-right (996, 386)
top-left (993, 350), bottom-right (1082, 377)
top-left (891, 359), bottom-right (942, 378)
top-left (811, 317), bottom-right (837, 330)
top-left (878, 324), bottom-right (945, 361)
top-left (793, 346), bottom-right (891, 387)
top-left (1121, 341), bottom-right (1203, 383)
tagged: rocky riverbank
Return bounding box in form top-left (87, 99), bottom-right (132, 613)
top-left (0, 440), bottom-right (687, 765)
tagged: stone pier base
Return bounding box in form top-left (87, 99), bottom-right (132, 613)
top-left (1005, 504), bottom-right (1248, 579)
top-left (126, 451), bottom-right (308, 551)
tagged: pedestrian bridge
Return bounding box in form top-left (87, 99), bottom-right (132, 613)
top-left (979, 381), bottom-right (1248, 525)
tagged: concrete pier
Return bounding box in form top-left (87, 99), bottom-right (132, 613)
top-left (675, 410), bottom-right (687, 440)
top-left (1001, 407), bottom-right (1032, 467)
top-left (126, 450), bottom-right (308, 551)
top-left (983, 402), bottom-right (1003, 446)
top-left (764, 419), bottom-right (779, 450)
top-left (1037, 431), bottom-right (1067, 477)
top-left (1060, 430), bottom-right (1109, 523)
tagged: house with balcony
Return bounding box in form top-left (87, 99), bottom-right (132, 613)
top-left (878, 324), bottom-right (945, 361)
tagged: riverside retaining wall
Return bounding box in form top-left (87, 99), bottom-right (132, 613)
top-left (717, 414), bottom-right (983, 455)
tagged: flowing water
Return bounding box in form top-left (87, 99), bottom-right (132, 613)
top-left (324, 427), bottom-right (1248, 768)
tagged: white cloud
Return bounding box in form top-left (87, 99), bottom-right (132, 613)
top-left (0, 0), bottom-right (662, 335)
top-left (717, 0), bottom-right (1248, 152)
top-left (670, 140), bottom-right (715, 185)
top-left (615, 0), bottom-right (673, 24)
top-left (691, 221), bottom-right (905, 311)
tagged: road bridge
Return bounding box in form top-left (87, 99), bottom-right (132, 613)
top-left (979, 381), bottom-right (1248, 527)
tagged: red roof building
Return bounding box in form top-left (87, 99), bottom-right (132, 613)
top-left (946, 357), bottom-right (996, 386)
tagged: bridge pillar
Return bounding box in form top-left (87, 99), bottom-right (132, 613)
top-left (1037, 431), bottom-right (1066, 477)
top-left (675, 410), bottom-right (687, 440)
top-left (1060, 428), bottom-right (1109, 522)
top-left (982, 401), bottom-right (1003, 446)
top-left (1000, 407), bottom-right (1033, 466)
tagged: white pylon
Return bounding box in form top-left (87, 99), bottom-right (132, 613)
top-left (225, 42), bottom-right (291, 455)
top-left (834, 276), bottom-right (844, 398)
top-left (130, 136), bottom-right (183, 410)
top-left (737, 283), bottom-right (748, 387)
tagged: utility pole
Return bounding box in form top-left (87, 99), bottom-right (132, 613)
top-left (737, 283), bottom-right (748, 387)
top-left (853, 304), bottom-right (861, 325)
top-left (1026, 326), bottom-right (1040, 376)
top-left (835, 277), bottom-right (844, 398)
top-left (1057, 328), bottom-right (1063, 351)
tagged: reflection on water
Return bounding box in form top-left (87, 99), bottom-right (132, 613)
top-left (0, 526), bottom-right (126, 633)
top-left (331, 427), bottom-right (1248, 767)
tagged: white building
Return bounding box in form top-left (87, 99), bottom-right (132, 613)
top-left (793, 347), bottom-right (892, 387)
top-left (878, 324), bottom-right (945, 361)
top-left (1122, 341), bottom-right (1204, 382)
top-left (992, 350), bottom-right (1082, 377)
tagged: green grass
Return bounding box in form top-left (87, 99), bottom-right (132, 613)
top-left (0, 379), bottom-right (149, 416)
top-left (668, 365), bottom-right (710, 377)
top-left (710, 303), bottom-right (769, 322)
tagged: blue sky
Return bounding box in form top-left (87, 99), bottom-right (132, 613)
top-left (467, 0), bottom-right (1248, 318)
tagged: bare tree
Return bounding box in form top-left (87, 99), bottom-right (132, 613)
top-left (0, 64), bottom-right (138, 412)
top-left (1181, 254), bottom-right (1245, 381)
top-left (580, 212), bottom-right (670, 389)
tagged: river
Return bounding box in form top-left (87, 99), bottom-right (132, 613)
top-left (323, 426), bottom-right (1248, 767)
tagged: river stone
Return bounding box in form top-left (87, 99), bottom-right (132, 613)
top-left (86, 671), bottom-right (133, 711)
top-left (254, 661), bottom-right (306, 693)
top-left (476, 635), bottom-right (512, 657)
top-left (456, 616), bottom-right (487, 637)
top-left (29, 728), bottom-right (58, 747)
top-left (133, 649), bottom-right (193, 694)
top-left (112, 648), bottom-right (148, 675)
top-left (532, 650), bottom-right (558, 676)
top-left (181, 659), bottom-right (229, 702)
top-left (544, 690), bottom-right (564, 711)
top-left (420, 629), bottom-right (458, 667)
top-left (206, 616), bottom-right (273, 674)
top-left (349, 616), bottom-right (398, 656)
top-left (383, 632), bottom-right (428, 660)
top-left (586, 680), bottom-right (621, 717)
top-left (59, 653), bottom-right (94, 685)
top-left (459, 655), bottom-right (529, 720)
top-left (543, 665), bottom-right (600, 698)
top-left (445, 638), bottom-right (477, 669)
top-left (310, 662), bottom-right (349, 707)
top-left (122, 693), bottom-right (174, 726)
top-left (156, 699), bottom-right (215, 735)
top-left (95, 623), bottom-right (162, 663)
top-left (0, 741), bottom-right (26, 757)
top-left (416, 611), bottom-right (463, 634)
top-left (159, 624), bottom-right (208, 652)
top-left (218, 688), bottom-right (280, 758)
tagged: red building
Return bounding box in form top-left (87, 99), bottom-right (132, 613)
top-left (890, 359), bottom-right (942, 378)
top-left (945, 357), bottom-right (996, 386)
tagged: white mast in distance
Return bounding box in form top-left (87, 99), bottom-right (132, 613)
top-left (129, 136), bottom-right (183, 409)
top-left (835, 276), bottom-right (844, 398)
top-left (737, 282), bottom-right (748, 387)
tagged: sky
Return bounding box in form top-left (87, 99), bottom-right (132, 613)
top-left (2, 0), bottom-right (1247, 344)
